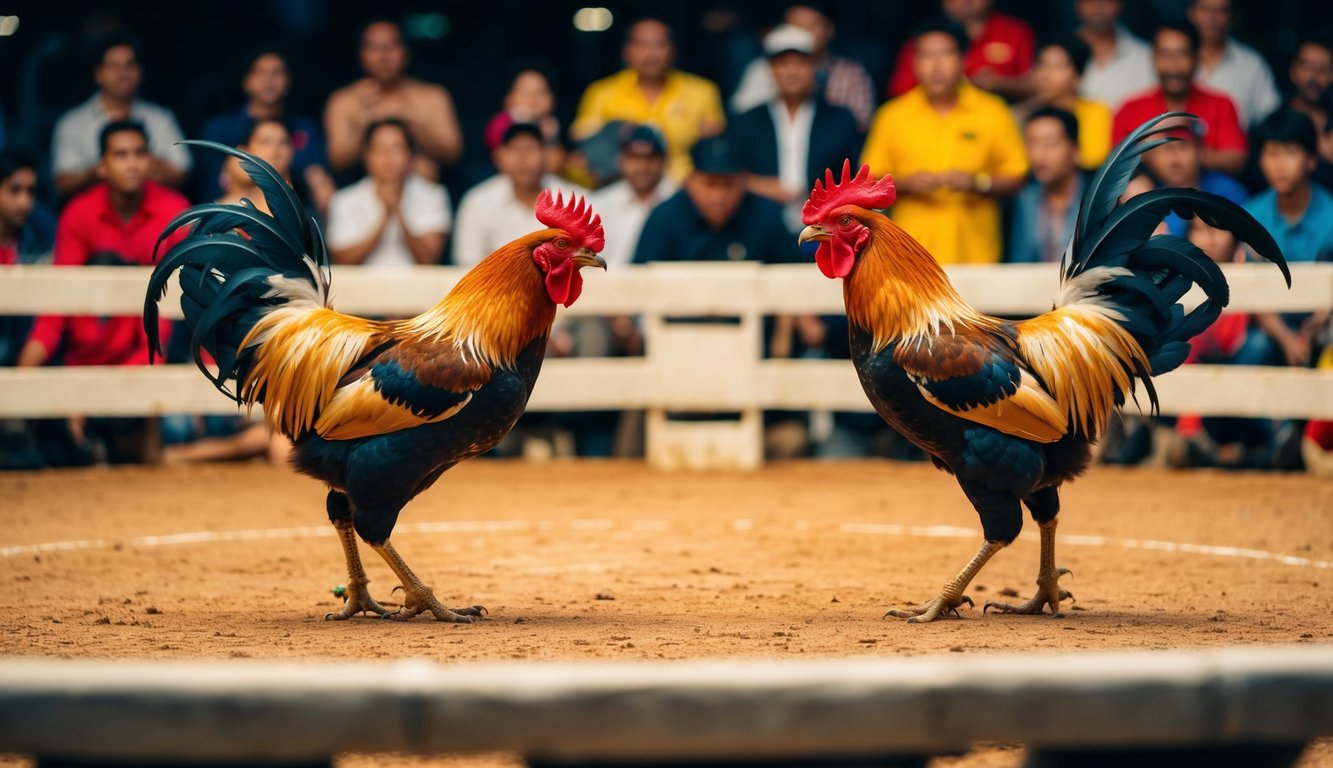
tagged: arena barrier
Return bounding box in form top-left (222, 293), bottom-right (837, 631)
top-left (1, 262), bottom-right (1329, 469)
top-left (0, 647), bottom-right (1329, 766)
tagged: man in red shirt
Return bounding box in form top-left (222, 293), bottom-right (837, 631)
top-left (17, 120), bottom-right (189, 462)
top-left (1112, 19), bottom-right (1247, 176)
top-left (887, 0), bottom-right (1035, 100)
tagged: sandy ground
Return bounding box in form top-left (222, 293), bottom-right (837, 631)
top-left (1, 459), bottom-right (1330, 766)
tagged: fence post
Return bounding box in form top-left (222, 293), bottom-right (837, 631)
top-left (644, 263), bottom-right (764, 470)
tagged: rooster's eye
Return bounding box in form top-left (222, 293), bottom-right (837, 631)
top-left (555, 239), bottom-right (569, 250)
top-left (838, 215), bottom-right (852, 228)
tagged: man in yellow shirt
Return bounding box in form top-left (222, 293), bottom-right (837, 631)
top-left (573, 18), bottom-right (726, 181)
top-left (861, 18), bottom-right (1028, 265)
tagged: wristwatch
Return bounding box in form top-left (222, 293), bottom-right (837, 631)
top-left (973, 172), bottom-right (992, 194)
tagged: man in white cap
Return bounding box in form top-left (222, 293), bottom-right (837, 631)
top-left (730, 4), bottom-right (875, 130)
top-left (729, 24), bottom-right (863, 233)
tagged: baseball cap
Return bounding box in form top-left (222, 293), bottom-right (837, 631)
top-left (690, 136), bottom-right (743, 175)
top-left (764, 24), bottom-right (816, 57)
top-left (620, 123), bottom-right (666, 156)
top-left (578, 120), bottom-right (628, 182)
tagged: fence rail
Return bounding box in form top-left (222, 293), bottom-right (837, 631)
top-left (2, 263), bottom-right (1329, 468)
top-left (1, 262), bottom-right (1326, 316)
top-left (0, 648), bottom-right (1329, 766)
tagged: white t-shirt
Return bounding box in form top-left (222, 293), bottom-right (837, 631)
top-left (1080, 26), bottom-right (1156, 113)
top-left (451, 174), bottom-right (588, 267)
top-left (52, 93), bottom-right (192, 175)
top-left (326, 174), bottom-right (452, 269)
top-left (770, 99), bottom-right (816, 233)
top-left (1197, 37), bottom-right (1280, 128)
top-left (589, 176), bottom-right (677, 268)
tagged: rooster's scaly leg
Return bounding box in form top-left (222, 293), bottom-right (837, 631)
top-left (984, 519), bottom-right (1074, 616)
top-left (886, 539), bottom-right (1006, 623)
top-left (324, 521), bottom-right (392, 620)
top-left (370, 540), bottom-right (486, 623)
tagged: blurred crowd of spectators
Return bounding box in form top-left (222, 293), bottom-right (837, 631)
top-left (1, 0), bottom-right (1330, 471)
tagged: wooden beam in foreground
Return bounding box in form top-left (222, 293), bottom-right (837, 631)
top-left (0, 647), bottom-right (1330, 764)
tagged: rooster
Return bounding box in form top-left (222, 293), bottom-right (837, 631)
top-left (797, 114), bottom-right (1289, 622)
top-left (145, 142), bottom-right (606, 622)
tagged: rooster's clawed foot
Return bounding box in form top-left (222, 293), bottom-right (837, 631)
top-left (383, 585), bottom-right (487, 623)
top-left (324, 581), bottom-right (392, 621)
top-left (884, 594), bottom-right (974, 623)
top-left (984, 567), bottom-right (1075, 617)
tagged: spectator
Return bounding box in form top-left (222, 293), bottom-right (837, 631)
top-left (483, 65), bottom-right (561, 156)
top-left (887, 0), bottom-right (1035, 101)
top-left (862, 19), bottom-right (1027, 266)
top-left (572, 18), bottom-right (726, 181)
top-left (1113, 20), bottom-right (1248, 177)
top-left (215, 119), bottom-right (297, 215)
top-left (1282, 35), bottom-right (1333, 177)
top-left (16, 122), bottom-right (189, 464)
top-left (728, 21), bottom-right (862, 460)
top-left (324, 19), bottom-right (463, 180)
top-left (51, 33), bottom-right (190, 198)
top-left (1075, 0), bottom-right (1156, 112)
top-left (452, 121), bottom-right (585, 268)
top-left (633, 136), bottom-right (810, 458)
top-left (730, 24), bottom-right (863, 233)
top-left (327, 118), bottom-right (450, 268)
top-left (483, 75), bottom-right (575, 186)
top-left (1008, 107), bottom-right (1085, 264)
top-left (730, 3), bottom-right (876, 131)
top-left (633, 137), bottom-right (793, 265)
top-left (1140, 120), bottom-right (1247, 238)
top-left (591, 124), bottom-right (676, 269)
top-left (0, 149), bottom-right (54, 272)
top-left (1243, 109), bottom-right (1333, 370)
top-left (578, 123), bottom-right (674, 388)
top-left (0, 149), bottom-right (56, 469)
top-left (1286, 36), bottom-right (1332, 127)
top-left (197, 48), bottom-right (331, 212)
top-left (1013, 37), bottom-right (1111, 170)
top-left (558, 124), bottom-right (676, 457)
top-left (1187, 0), bottom-right (1280, 128)
top-left (0, 149), bottom-right (55, 363)
top-left (550, 125), bottom-right (673, 368)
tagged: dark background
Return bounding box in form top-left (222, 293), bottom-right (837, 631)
top-left (0, 0), bottom-right (1327, 190)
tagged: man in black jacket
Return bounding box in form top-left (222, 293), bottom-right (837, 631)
top-left (728, 24), bottom-right (863, 233)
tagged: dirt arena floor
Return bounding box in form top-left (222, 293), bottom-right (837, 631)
top-left (2, 459), bottom-right (1331, 767)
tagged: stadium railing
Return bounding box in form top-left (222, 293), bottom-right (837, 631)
top-left (0, 647), bottom-right (1330, 766)
top-left (0, 262), bottom-right (1329, 468)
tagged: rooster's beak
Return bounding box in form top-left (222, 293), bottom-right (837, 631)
top-left (798, 224), bottom-right (831, 246)
top-left (574, 249), bottom-right (607, 270)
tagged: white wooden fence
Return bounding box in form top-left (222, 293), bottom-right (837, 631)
top-left (1, 262), bottom-right (1329, 469)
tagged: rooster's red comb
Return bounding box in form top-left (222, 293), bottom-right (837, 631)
top-left (536, 190), bottom-right (605, 253)
top-left (801, 160), bottom-right (896, 225)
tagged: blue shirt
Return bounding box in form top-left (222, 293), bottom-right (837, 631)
top-left (632, 189), bottom-right (798, 265)
top-left (195, 107), bottom-right (326, 203)
top-left (1007, 174), bottom-right (1086, 264)
top-left (1164, 171), bottom-right (1248, 238)
top-left (1245, 183), bottom-right (1333, 329)
top-left (1243, 184), bottom-right (1333, 264)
